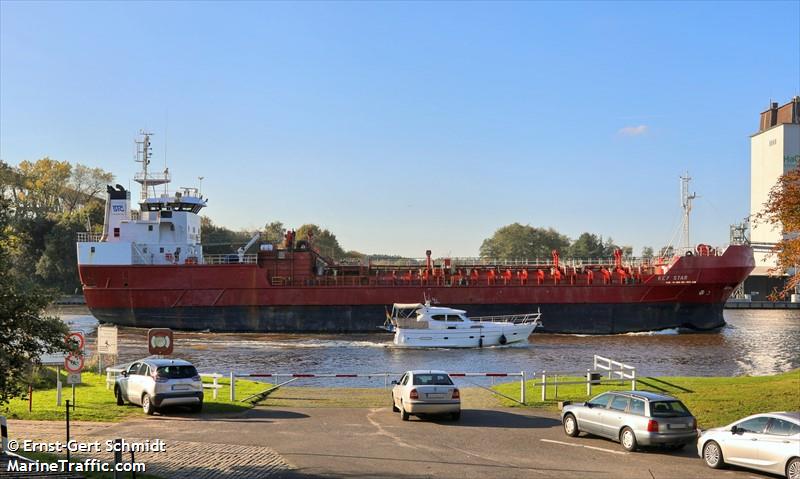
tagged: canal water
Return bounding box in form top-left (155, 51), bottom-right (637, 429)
top-left (56, 308), bottom-right (799, 387)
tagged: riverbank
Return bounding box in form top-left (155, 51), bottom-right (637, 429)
top-left (1, 370), bottom-right (270, 422)
top-left (495, 369), bottom-right (800, 427)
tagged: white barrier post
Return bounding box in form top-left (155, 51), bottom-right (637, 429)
top-left (631, 369), bottom-right (636, 391)
top-left (106, 368), bottom-right (112, 390)
top-left (541, 371), bottom-right (546, 401)
top-left (230, 372), bottom-right (236, 401)
top-left (520, 371), bottom-right (526, 404)
top-left (586, 369), bottom-right (592, 396)
top-left (213, 375), bottom-right (219, 400)
top-left (1, 415), bottom-right (8, 453)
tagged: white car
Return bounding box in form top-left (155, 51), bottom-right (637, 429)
top-left (698, 411), bottom-right (800, 479)
top-left (391, 370), bottom-right (460, 421)
top-left (115, 358), bottom-right (204, 415)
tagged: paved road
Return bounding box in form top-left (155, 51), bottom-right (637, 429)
top-left (10, 407), bottom-right (775, 479)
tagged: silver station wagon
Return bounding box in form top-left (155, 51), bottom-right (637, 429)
top-left (561, 391), bottom-right (698, 451)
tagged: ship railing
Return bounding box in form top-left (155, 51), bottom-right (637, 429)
top-left (76, 232), bottom-right (103, 242)
top-left (202, 254), bottom-right (258, 265)
top-left (470, 312), bottom-right (542, 325)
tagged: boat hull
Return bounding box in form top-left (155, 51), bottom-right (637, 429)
top-left (393, 323), bottom-right (537, 347)
top-left (87, 301), bottom-right (725, 334)
top-left (79, 245), bottom-right (753, 334)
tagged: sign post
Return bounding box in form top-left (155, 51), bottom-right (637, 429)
top-left (64, 331), bottom-right (85, 411)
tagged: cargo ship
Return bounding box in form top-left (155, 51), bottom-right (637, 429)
top-left (76, 133), bottom-right (755, 334)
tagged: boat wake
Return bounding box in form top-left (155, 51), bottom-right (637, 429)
top-left (180, 338), bottom-right (391, 349)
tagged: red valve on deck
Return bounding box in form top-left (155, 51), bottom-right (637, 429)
top-left (536, 269), bottom-right (545, 285)
top-left (600, 267), bottom-right (612, 284)
top-left (470, 269), bottom-right (479, 284)
top-left (586, 269), bottom-right (594, 285)
top-left (551, 249), bottom-right (560, 270)
top-left (519, 269), bottom-right (529, 285)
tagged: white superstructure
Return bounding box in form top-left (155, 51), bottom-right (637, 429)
top-left (77, 132), bottom-right (207, 266)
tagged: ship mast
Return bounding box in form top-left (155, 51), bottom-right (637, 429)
top-left (680, 172), bottom-right (697, 252)
top-left (134, 130), bottom-right (171, 201)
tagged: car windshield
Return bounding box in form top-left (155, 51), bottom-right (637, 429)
top-left (650, 400), bottom-right (691, 417)
top-left (412, 374), bottom-right (453, 386)
top-left (156, 365), bottom-right (198, 379)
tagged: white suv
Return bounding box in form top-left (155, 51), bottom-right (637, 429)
top-left (115, 358), bottom-right (203, 415)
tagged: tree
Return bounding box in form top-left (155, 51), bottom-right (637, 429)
top-left (641, 246), bottom-right (654, 259)
top-left (0, 193), bottom-right (74, 406)
top-left (621, 246), bottom-right (634, 259)
top-left (567, 233), bottom-right (605, 258)
top-left (200, 217), bottom-right (253, 255)
top-left (479, 223), bottom-right (570, 260)
top-left (295, 224), bottom-right (345, 258)
top-left (756, 164), bottom-right (800, 296)
top-left (35, 204), bottom-right (104, 293)
top-left (63, 164), bottom-right (114, 212)
top-left (659, 245), bottom-right (675, 258)
top-left (262, 221), bottom-right (286, 245)
top-left (14, 158), bottom-right (72, 219)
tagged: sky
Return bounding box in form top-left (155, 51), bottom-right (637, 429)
top-left (1, 1), bottom-right (799, 257)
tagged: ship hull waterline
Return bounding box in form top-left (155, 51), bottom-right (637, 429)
top-left (86, 302), bottom-right (726, 335)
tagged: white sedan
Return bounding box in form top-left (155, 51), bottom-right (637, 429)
top-left (391, 370), bottom-right (460, 421)
top-left (698, 411), bottom-right (800, 479)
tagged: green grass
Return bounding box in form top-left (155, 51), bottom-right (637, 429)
top-left (494, 369), bottom-right (800, 428)
top-left (15, 451), bottom-right (162, 478)
top-left (1, 369), bottom-right (272, 422)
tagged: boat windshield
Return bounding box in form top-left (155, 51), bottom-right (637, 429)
top-left (412, 373), bottom-right (454, 386)
top-left (431, 314), bottom-right (464, 322)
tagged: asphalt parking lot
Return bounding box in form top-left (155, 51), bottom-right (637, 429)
top-left (13, 406), bottom-right (778, 479)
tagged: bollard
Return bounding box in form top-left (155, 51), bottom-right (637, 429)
top-left (212, 375), bottom-right (218, 400)
top-left (229, 372), bottom-right (236, 401)
top-left (65, 400), bottom-right (71, 462)
top-left (554, 374), bottom-right (558, 399)
top-left (586, 369), bottom-right (592, 396)
top-left (631, 369), bottom-right (637, 391)
top-left (541, 371), bottom-right (546, 401)
top-left (520, 371), bottom-right (526, 404)
top-left (1, 415), bottom-right (8, 453)
top-left (107, 368), bottom-right (112, 390)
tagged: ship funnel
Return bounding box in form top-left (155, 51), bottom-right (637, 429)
top-left (101, 185), bottom-right (131, 241)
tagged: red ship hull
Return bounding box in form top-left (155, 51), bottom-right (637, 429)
top-left (78, 245), bottom-right (755, 334)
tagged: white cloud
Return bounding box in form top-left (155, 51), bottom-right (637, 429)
top-left (618, 125), bottom-right (648, 136)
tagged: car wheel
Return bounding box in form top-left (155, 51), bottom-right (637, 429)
top-left (115, 387), bottom-right (125, 406)
top-left (620, 427), bottom-right (637, 452)
top-left (451, 411), bottom-right (461, 421)
top-left (702, 440), bottom-right (724, 469)
top-left (563, 414), bottom-right (579, 437)
top-left (399, 401), bottom-right (409, 421)
top-left (786, 457), bottom-right (800, 479)
top-left (391, 394), bottom-right (399, 412)
top-left (142, 394), bottom-right (155, 415)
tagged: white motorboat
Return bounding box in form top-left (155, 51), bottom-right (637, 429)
top-left (383, 303), bottom-right (542, 348)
